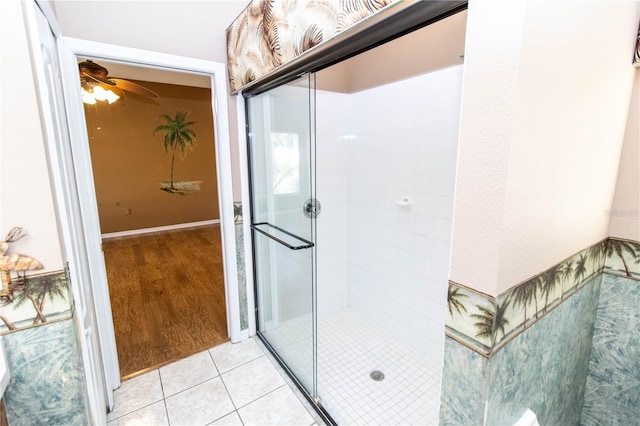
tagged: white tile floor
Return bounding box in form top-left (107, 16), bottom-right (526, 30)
top-left (106, 338), bottom-right (320, 426)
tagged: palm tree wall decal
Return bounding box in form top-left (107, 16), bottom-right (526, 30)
top-left (154, 110), bottom-right (197, 193)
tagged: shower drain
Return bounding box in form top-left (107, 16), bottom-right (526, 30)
top-left (369, 370), bottom-right (385, 381)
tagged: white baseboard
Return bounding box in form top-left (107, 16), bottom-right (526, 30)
top-left (101, 219), bottom-right (220, 239)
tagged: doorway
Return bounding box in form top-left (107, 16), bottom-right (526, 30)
top-left (52, 37), bottom-right (243, 412)
top-left (80, 59), bottom-right (229, 378)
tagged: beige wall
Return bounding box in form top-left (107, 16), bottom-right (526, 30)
top-left (86, 80), bottom-right (219, 233)
top-left (450, 0), bottom-right (640, 296)
top-left (53, 0), bottom-right (251, 200)
top-left (1, 0), bottom-right (64, 273)
top-left (609, 72), bottom-right (640, 241)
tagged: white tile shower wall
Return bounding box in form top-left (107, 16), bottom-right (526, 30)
top-left (347, 66), bottom-right (463, 362)
top-left (316, 90), bottom-right (351, 316)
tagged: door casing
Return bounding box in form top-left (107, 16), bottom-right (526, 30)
top-left (28, 24), bottom-right (246, 419)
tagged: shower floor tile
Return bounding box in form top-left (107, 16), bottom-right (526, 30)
top-left (317, 308), bottom-right (442, 425)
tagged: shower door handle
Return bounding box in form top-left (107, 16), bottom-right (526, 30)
top-left (251, 222), bottom-right (314, 250)
top-left (303, 198), bottom-right (321, 218)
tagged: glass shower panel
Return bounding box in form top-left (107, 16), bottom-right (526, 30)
top-left (246, 74), bottom-right (317, 394)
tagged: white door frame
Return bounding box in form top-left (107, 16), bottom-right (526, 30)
top-left (55, 36), bottom-right (246, 407)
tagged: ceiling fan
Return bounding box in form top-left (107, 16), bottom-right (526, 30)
top-left (78, 60), bottom-right (159, 105)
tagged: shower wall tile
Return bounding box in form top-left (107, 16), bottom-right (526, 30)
top-left (347, 65), bottom-right (463, 361)
top-left (2, 318), bottom-right (89, 425)
top-left (316, 90), bottom-right (351, 317)
top-left (581, 274), bottom-right (640, 426)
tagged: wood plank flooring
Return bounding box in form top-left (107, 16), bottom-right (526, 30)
top-left (102, 225), bottom-right (228, 379)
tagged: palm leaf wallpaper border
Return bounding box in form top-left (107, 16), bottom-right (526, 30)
top-left (447, 237), bottom-right (640, 357)
top-left (226, 0), bottom-right (401, 93)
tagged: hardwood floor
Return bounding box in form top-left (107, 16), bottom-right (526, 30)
top-left (102, 225), bottom-right (228, 379)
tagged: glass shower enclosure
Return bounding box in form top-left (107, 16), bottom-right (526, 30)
top-left (246, 58), bottom-right (463, 424)
top-left (246, 74), bottom-right (319, 398)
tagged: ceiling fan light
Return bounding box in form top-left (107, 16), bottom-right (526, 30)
top-left (105, 90), bottom-right (120, 104)
top-left (82, 90), bottom-right (96, 105)
top-left (92, 86), bottom-right (108, 101)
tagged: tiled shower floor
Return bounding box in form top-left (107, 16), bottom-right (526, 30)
top-left (317, 308), bottom-right (443, 425)
top-left (261, 307), bottom-right (443, 425)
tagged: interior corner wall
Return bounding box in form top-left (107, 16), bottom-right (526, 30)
top-left (0, 0), bottom-right (64, 273)
top-left (87, 81), bottom-right (219, 233)
top-left (609, 71), bottom-right (640, 241)
top-left (448, 0), bottom-right (525, 296)
top-left (450, 0), bottom-right (640, 296)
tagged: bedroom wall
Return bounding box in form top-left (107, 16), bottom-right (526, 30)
top-left (86, 80), bottom-right (219, 233)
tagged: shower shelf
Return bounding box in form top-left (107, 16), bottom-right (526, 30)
top-left (251, 222), bottom-right (315, 250)
top-left (395, 197), bottom-right (411, 207)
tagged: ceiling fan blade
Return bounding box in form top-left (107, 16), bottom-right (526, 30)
top-left (81, 71), bottom-right (116, 86)
top-left (111, 78), bottom-right (159, 100)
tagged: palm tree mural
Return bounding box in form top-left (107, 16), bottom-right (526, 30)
top-left (447, 286), bottom-right (468, 317)
top-left (154, 110), bottom-right (198, 194)
top-left (605, 239), bottom-right (638, 277)
top-left (472, 300), bottom-right (510, 347)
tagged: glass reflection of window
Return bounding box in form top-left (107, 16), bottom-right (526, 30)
top-left (271, 133), bottom-right (300, 195)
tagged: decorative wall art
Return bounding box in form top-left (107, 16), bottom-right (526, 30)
top-left (154, 110), bottom-right (202, 195)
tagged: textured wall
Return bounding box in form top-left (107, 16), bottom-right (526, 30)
top-left (450, 0), bottom-right (639, 297)
top-left (86, 80), bottom-right (219, 233)
top-left (1, 0), bottom-right (64, 273)
top-left (609, 72), bottom-right (640, 241)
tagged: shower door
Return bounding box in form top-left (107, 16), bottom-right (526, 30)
top-left (246, 74), bottom-right (317, 396)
